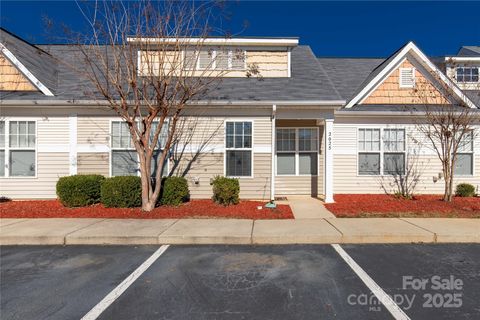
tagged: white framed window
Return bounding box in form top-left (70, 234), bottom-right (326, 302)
top-left (0, 120), bottom-right (36, 177)
top-left (184, 48), bottom-right (246, 71)
top-left (454, 131), bottom-right (474, 176)
top-left (383, 129), bottom-right (406, 175)
top-left (110, 121), bottom-right (168, 177)
top-left (358, 128), bottom-right (406, 176)
top-left (225, 121), bottom-right (252, 177)
top-left (358, 128), bottom-right (381, 175)
top-left (399, 67), bottom-right (416, 88)
top-left (276, 127), bottom-right (318, 176)
top-left (456, 66), bottom-right (479, 83)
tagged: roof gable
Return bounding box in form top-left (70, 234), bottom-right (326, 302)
top-left (0, 28), bottom-right (55, 96)
top-left (362, 58), bottom-right (449, 105)
top-left (344, 42), bottom-right (476, 109)
top-left (0, 53), bottom-right (37, 91)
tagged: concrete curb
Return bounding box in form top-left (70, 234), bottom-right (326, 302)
top-left (0, 218), bottom-right (479, 245)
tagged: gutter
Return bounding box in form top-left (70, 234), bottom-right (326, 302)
top-left (0, 99), bottom-right (346, 107)
top-left (334, 109), bottom-right (480, 117)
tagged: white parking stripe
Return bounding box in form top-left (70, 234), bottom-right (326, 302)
top-left (81, 245), bottom-right (170, 320)
top-left (331, 244), bottom-right (411, 320)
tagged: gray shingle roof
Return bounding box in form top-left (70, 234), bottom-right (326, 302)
top-left (316, 57), bottom-right (384, 100)
top-left (1, 40), bottom-right (343, 103)
top-left (458, 46), bottom-right (480, 57)
top-left (0, 28), bottom-right (57, 93)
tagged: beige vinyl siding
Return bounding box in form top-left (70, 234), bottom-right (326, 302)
top-left (275, 120), bottom-right (324, 196)
top-left (179, 152), bottom-right (271, 200)
top-left (0, 153), bottom-right (69, 199)
top-left (333, 120), bottom-right (480, 194)
top-left (139, 49), bottom-right (289, 78)
top-left (246, 51), bottom-right (288, 77)
top-left (38, 116), bottom-right (70, 145)
top-left (77, 117), bottom-right (110, 145)
top-left (77, 153), bottom-right (110, 176)
top-left (0, 54), bottom-right (36, 91)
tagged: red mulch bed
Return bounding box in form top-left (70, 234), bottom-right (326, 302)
top-left (325, 194), bottom-right (480, 218)
top-left (0, 199), bottom-right (293, 220)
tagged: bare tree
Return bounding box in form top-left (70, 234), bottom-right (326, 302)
top-left (411, 61), bottom-right (480, 202)
top-left (379, 147), bottom-right (424, 199)
top-left (65, 0), bottom-right (248, 211)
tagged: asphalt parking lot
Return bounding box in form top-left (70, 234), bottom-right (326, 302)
top-left (1, 244), bottom-right (479, 320)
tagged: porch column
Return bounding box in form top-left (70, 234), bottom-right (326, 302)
top-left (324, 118), bottom-right (334, 203)
top-left (270, 104), bottom-right (276, 201)
top-left (69, 113), bottom-right (78, 175)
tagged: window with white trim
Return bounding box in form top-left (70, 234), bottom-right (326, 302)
top-left (0, 120), bottom-right (36, 177)
top-left (358, 128), bottom-right (381, 175)
top-left (276, 128), bottom-right (318, 176)
top-left (454, 131), bottom-right (474, 175)
top-left (184, 48), bottom-right (246, 71)
top-left (383, 129), bottom-right (406, 175)
top-left (111, 121), bottom-right (168, 177)
top-left (225, 121), bottom-right (252, 177)
top-left (358, 128), bottom-right (406, 176)
top-left (456, 67), bottom-right (479, 83)
top-left (399, 67), bottom-right (415, 88)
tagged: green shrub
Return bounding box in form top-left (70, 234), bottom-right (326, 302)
top-left (56, 174), bottom-right (105, 207)
top-left (455, 183), bottom-right (476, 197)
top-left (211, 176), bottom-right (240, 206)
top-left (159, 176), bottom-right (190, 206)
top-left (101, 176), bottom-right (142, 208)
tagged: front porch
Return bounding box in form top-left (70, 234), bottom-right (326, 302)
top-left (270, 108), bottom-right (334, 203)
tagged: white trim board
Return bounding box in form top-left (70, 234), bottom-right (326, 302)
top-left (344, 42), bottom-right (476, 109)
top-left (0, 43), bottom-right (54, 96)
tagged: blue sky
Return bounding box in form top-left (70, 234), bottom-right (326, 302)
top-left (1, 1), bottom-right (479, 57)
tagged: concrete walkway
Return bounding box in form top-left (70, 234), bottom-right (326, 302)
top-left (286, 196), bottom-right (336, 219)
top-left (1, 217), bottom-right (478, 245)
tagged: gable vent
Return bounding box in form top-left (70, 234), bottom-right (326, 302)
top-left (399, 67), bottom-right (416, 88)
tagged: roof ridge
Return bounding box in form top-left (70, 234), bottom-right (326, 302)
top-left (0, 27), bottom-right (53, 57)
top-left (313, 50), bottom-right (342, 100)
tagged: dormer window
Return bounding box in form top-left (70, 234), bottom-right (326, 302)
top-left (183, 48), bottom-right (245, 71)
top-left (399, 67), bottom-right (415, 88)
top-left (456, 67), bottom-right (479, 83)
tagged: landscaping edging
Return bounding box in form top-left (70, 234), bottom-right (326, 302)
top-left (1, 217), bottom-right (479, 245)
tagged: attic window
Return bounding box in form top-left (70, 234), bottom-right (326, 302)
top-left (183, 49), bottom-right (245, 71)
top-left (456, 67), bottom-right (479, 83)
top-left (399, 67), bottom-right (415, 88)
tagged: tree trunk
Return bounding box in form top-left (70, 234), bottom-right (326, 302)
top-left (139, 162), bottom-right (154, 212)
top-left (442, 166), bottom-right (454, 202)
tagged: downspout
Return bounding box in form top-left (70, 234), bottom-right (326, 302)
top-left (270, 104), bottom-right (276, 201)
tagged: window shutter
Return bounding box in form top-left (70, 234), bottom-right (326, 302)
top-left (399, 67), bottom-right (415, 88)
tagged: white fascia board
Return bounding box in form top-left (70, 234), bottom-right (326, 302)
top-left (0, 43), bottom-right (54, 96)
top-left (445, 57), bottom-right (480, 62)
top-left (127, 37), bottom-right (299, 47)
top-left (345, 42), bottom-right (476, 109)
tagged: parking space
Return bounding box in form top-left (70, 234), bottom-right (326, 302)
top-left (343, 244), bottom-right (480, 320)
top-left (0, 246), bottom-right (158, 320)
top-left (1, 244), bottom-right (479, 320)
